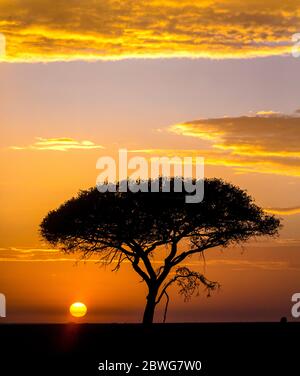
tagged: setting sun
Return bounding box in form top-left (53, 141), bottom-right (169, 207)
top-left (69, 302), bottom-right (87, 318)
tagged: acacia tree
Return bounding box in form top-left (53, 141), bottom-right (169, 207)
top-left (40, 178), bottom-right (280, 324)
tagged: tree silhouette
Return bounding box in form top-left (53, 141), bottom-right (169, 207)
top-left (40, 178), bottom-right (280, 324)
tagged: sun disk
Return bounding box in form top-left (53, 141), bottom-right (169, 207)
top-left (69, 302), bottom-right (87, 318)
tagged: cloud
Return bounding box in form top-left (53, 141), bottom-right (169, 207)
top-left (0, 247), bottom-right (60, 262)
top-left (0, 246), bottom-right (90, 262)
top-left (255, 110), bottom-right (283, 117)
top-left (165, 114), bottom-right (300, 177)
top-left (9, 137), bottom-right (104, 151)
top-left (204, 259), bottom-right (291, 271)
top-left (163, 258), bottom-right (298, 271)
top-left (2, 247), bottom-right (299, 271)
top-left (264, 206), bottom-right (300, 216)
top-left (0, 0), bottom-right (299, 62)
top-left (272, 238), bottom-right (300, 245)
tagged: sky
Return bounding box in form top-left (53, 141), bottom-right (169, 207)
top-left (0, 0), bottom-right (300, 323)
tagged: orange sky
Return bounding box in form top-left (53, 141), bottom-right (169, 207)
top-left (0, 0), bottom-right (300, 323)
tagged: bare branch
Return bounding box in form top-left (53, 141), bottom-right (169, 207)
top-left (157, 266), bottom-right (220, 306)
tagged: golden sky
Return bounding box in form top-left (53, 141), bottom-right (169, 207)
top-left (0, 0), bottom-right (300, 61)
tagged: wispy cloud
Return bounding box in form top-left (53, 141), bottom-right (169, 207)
top-left (162, 113), bottom-right (300, 177)
top-left (9, 137), bottom-right (104, 151)
top-left (0, 247), bottom-right (83, 262)
top-left (0, 247), bottom-right (124, 263)
top-left (0, 247), bottom-right (59, 262)
top-left (1, 247), bottom-right (299, 272)
top-left (204, 259), bottom-right (292, 271)
top-left (255, 110), bottom-right (283, 117)
top-left (272, 238), bottom-right (300, 245)
top-left (264, 206), bottom-right (300, 216)
top-left (0, 0), bottom-right (299, 62)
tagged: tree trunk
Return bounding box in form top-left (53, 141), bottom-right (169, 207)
top-left (142, 287), bottom-right (158, 325)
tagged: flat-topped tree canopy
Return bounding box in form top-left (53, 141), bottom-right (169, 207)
top-left (40, 178), bottom-right (280, 324)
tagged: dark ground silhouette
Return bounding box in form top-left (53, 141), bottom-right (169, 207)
top-left (0, 322), bottom-right (299, 375)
